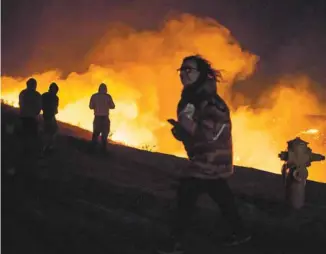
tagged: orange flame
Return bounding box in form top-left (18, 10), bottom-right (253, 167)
top-left (1, 14), bottom-right (325, 182)
top-left (301, 129), bottom-right (319, 135)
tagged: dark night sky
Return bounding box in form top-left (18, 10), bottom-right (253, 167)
top-left (2, 0), bottom-right (326, 96)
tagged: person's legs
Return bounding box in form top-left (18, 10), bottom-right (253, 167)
top-left (91, 117), bottom-right (100, 149)
top-left (158, 178), bottom-right (202, 254)
top-left (21, 117), bottom-right (38, 155)
top-left (20, 117), bottom-right (29, 155)
top-left (43, 117), bottom-right (50, 150)
top-left (30, 117), bottom-right (38, 138)
top-left (43, 116), bottom-right (58, 153)
top-left (50, 117), bottom-right (58, 148)
top-left (173, 178), bottom-right (202, 239)
top-left (100, 117), bottom-right (110, 152)
top-left (206, 178), bottom-right (251, 245)
top-left (30, 117), bottom-right (41, 154)
top-left (20, 117), bottom-right (28, 137)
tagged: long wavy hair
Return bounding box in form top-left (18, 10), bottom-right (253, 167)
top-left (182, 54), bottom-right (222, 82)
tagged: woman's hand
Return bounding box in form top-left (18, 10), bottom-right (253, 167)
top-left (167, 119), bottom-right (188, 141)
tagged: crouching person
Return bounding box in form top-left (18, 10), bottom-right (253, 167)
top-left (157, 55), bottom-right (251, 254)
top-left (89, 83), bottom-right (115, 153)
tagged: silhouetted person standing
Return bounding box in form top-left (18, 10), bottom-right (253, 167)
top-left (19, 78), bottom-right (42, 155)
top-left (42, 82), bottom-right (59, 153)
top-left (89, 83), bottom-right (115, 153)
top-left (157, 55), bottom-right (251, 254)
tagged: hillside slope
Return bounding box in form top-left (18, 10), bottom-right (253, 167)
top-left (2, 103), bottom-right (326, 254)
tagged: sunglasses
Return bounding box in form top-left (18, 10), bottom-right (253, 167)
top-left (177, 66), bottom-right (198, 73)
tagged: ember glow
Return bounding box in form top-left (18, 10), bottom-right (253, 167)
top-left (1, 15), bottom-right (325, 182)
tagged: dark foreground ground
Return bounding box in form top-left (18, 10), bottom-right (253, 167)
top-left (2, 104), bottom-right (326, 254)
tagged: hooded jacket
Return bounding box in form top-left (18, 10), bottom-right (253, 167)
top-left (175, 78), bottom-right (234, 179)
top-left (42, 92), bottom-right (59, 118)
top-left (89, 84), bottom-right (115, 116)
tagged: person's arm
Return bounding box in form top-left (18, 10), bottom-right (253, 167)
top-left (19, 91), bottom-right (24, 109)
top-left (199, 103), bottom-right (230, 140)
top-left (41, 94), bottom-right (45, 111)
top-left (89, 95), bottom-right (94, 109)
top-left (168, 119), bottom-right (188, 141)
top-left (178, 103), bottom-right (197, 135)
top-left (55, 96), bottom-right (59, 114)
top-left (36, 93), bottom-right (42, 115)
top-left (179, 100), bottom-right (230, 138)
top-left (108, 94), bottom-right (115, 109)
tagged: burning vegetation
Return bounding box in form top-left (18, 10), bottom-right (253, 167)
top-left (1, 14), bottom-right (325, 182)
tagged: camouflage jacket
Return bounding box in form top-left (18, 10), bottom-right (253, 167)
top-left (175, 79), bottom-right (234, 179)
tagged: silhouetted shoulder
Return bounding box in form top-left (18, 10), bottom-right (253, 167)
top-left (19, 89), bottom-right (27, 96)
